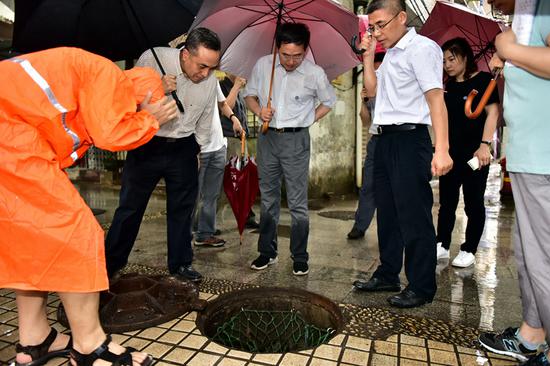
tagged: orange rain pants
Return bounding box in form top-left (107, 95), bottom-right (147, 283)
top-left (0, 47), bottom-right (164, 292)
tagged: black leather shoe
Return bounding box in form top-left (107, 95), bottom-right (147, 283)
top-left (171, 265), bottom-right (203, 282)
top-left (347, 227), bottom-right (365, 240)
top-left (387, 289), bottom-right (431, 308)
top-left (353, 277), bottom-right (400, 292)
top-left (245, 218), bottom-right (260, 229)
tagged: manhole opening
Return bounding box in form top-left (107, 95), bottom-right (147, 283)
top-left (197, 287), bottom-right (344, 353)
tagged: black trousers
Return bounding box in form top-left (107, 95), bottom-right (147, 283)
top-left (372, 126), bottom-right (437, 300)
top-left (105, 135), bottom-right (200, 276)
top-left (436, 161), bottom-right (489, 254)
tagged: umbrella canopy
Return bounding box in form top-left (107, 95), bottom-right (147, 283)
top-left (189, 0), bottom-right (360, 81)
top-left (223, 136), bottom-right (259, 242)
top-left (419, 1), bottom-right (505, 73)
top-left (12, 0), bottom-right (201, 61)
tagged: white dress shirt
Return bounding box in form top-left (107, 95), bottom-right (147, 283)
top-left (373, 28), bottom-right (443, 126)
top-left (136, 47), bottom-right (217, 145)
top-left (243, 55), bottom-right (336, 128)
top-left (200, 82), bottom-right (227, 153)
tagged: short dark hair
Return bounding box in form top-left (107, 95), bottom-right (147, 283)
top-left (367, 0), bottom-right (406, 15)
top-left (276, 23), bottom-right (310, 50)
top-left (442, 37), bottom-right (478, 80)
top-left (185, 27), bottom-right (221, 54)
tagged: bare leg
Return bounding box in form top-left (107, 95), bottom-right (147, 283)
top-left (15, 290), bottom-right (70, 364)
top-left (58, 292), bottom-right (151, 366)
top-left (518, 321), bottom-right (546, 344)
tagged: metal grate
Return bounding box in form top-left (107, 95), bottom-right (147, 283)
top-left (212, 308), bottom-right (336, 353)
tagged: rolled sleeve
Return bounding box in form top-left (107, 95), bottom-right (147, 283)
top-left (243, 60), bottom-right (262, 100)
top-left (411, 43), bottom-right (443, 93)
top-left (316, 71), bottom-right (337, 109)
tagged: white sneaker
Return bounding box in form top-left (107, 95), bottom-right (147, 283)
top-left (436, 242), bottom-right (450, 259)
top-left (452, 251), bottom-right (476, 268)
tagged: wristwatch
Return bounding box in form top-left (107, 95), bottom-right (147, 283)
top-left (481, 140), bottom-right (492, 147)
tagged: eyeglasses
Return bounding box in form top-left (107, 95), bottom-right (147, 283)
top-left (280, 53), bottom-right (305, 62)
top-left (367, 12), bottom-right (399, 33)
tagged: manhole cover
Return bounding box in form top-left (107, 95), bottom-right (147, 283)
top-left (57, 273), bottom-right (206, 333)
top-left (197, 287), bottom-right (343, 353)
top-left (318, 210), bottom-right (356, 221)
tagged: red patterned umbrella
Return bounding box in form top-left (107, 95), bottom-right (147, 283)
top-left (223, 134), bottom-right (259, 243)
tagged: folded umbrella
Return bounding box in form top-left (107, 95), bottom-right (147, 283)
top-left (223, 134), bottom-right (259, 244)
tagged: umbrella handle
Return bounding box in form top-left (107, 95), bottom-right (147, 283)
top-left (350, 35), bottom-right (366, 55)
top-left (464, 68), bottom-right (501, 119)
top-left (241, 131), bottom-right (246, 157)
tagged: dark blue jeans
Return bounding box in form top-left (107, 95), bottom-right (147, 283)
top-left (353, 135), bottom-right (378, 232)
top-left (105, 135), bottom-right (200, 275)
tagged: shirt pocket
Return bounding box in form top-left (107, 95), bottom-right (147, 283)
top-left (286, 76), bottom-right (316, 113)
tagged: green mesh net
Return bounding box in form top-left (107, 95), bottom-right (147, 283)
top-left (212, 308), bottom-right (336, 353)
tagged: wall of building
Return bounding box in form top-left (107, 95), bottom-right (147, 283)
top-left (308, 0), bottom-right (357, 198)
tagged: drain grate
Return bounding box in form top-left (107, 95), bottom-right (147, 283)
top-left (318, 210), bottom-right (356, 221)
top-left (212, 309), bottom-right (335, 353)
top-left (197, 287), bottom-right (343, 353)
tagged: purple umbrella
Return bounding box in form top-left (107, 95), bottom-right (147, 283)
top-left (189, 0), bottom-right (360, 82)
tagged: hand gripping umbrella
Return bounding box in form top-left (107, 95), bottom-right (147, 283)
top-left (189, 0), bottom-right (360, 134)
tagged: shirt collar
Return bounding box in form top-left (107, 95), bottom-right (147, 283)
top-left (392, 27), bottom-right (416, 50)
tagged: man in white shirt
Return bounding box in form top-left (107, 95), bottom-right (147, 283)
top-left (105, 28), bottom-right (221, 283)
top-left (193, 81), bottom-right (243, 247)
top-left (354, 0), bottom-right (453, 308)
top-left (244, 22), bottom-right (336, 276)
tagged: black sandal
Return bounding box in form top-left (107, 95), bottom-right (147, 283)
top-left (70, 335), bottom-right (153, 366)
top-left (15, 327), bottom-right (72, 366)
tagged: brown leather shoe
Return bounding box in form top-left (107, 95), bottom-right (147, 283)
top-left (194, 236), bottom-right (226, 247)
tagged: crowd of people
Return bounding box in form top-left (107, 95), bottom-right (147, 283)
top-left (0, 0), bottom-right (548, 364)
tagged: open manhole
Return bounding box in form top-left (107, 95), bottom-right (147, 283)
top-left (197, 287), bottom-right (343, 353)
top-left (57, 273), bottom-right (206, 333)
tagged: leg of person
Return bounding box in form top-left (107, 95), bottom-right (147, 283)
top-left (349, 136), bottom-right (378, 239)
top-left (436, 164), bottom-right (461, 259)
top-left (280, 129), bottom-right (310, 275)
top-left (104, 143), bottom-right (162, 277)
top-left (479, 172), bottom-right (548, 361)
top-left (14, 290), bottom-right (71, 365)
top-left (385, 127), bottom-right (437, 307)
top-left (191, 152), bottom-right (207, 233)
top-left (359, 134), bottom-right (403, 291)
top-left (453, 165), bottom-right (489, 267)
top-left (164, 136), bottom-right (202, 281)
top-left (59, 292), bottom-right (152, 366)
top-left (195, 147), bottom-right (226, 247)
top-left (251, 132), bottom-right (282, 270)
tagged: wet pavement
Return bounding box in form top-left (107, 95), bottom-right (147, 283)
top-left (0, 163), bottom-right (523, 365)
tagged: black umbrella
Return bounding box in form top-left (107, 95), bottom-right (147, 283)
top-left (13, 0), bottom-right (202, 111)
top-left (13, 0), bottom-right (201, 60)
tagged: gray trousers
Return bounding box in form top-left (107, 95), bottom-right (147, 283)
top-left (511, 172), bottom-right (550, 336)
top-left (194, 145), bottom-right (226, 240)
top-left (257, 128), bottom-right (310, 263)
top-left (353, 135), bottom-right (378, 232)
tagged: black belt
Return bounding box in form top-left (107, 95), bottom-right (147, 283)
top-left (376, 123), bottom-right (423, 134)
top-left (268, 127), bottom-right (304, 133)
top-left (153, 136), bottom-right (184, 143)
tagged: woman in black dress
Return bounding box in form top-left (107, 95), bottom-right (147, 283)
top-left (436, 37), bottom-right (500, 267)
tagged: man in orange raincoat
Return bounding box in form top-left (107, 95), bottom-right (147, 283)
top-left (0, 47), bottom-right (177, 366)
